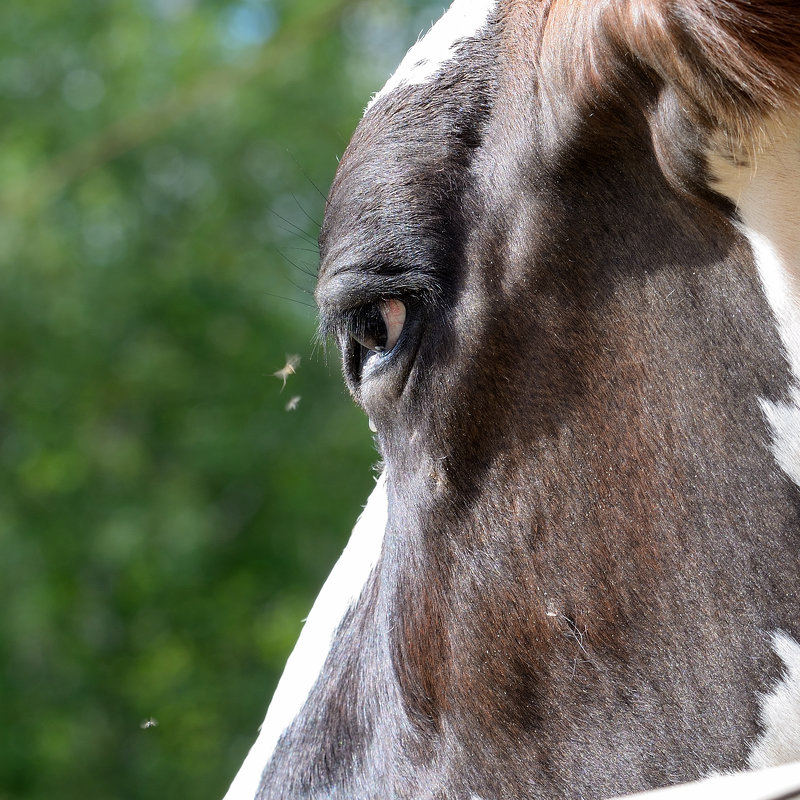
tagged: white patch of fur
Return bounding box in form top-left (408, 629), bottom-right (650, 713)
top-left (748, 632), bottom-right (800, 769)
top-left (759, 392), bottom-right (800, 488)
top-left (222, 474), bottom-right (389, 800)
top-left (709, 117), bottom-right (800, 487)
top-left (366, 0), bottom-right (497, 111)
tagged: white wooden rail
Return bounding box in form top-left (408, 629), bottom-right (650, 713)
top-left (616, 761), bottom-right (800, 800)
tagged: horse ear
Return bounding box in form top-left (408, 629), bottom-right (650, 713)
top-left (605, 1), bottom-right (800, 142)
top-left (540, 1), bottom-right (800, 146)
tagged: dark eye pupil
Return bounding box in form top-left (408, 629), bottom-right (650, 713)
top-left (351, 304), bottom-right (388, 352)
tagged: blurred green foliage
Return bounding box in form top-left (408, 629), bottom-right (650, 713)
top-left (0, 1), bottom-right (442, 797)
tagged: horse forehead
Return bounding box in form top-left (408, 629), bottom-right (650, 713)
top-left (366, 0), bottom-right (498, 112)
top-left (320, 2), bottom-right (502, 273)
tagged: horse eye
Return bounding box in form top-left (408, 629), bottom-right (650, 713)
top-left (350, 299), bottom-right (406, 354)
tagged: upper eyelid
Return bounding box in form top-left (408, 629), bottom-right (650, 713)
top-left (317, 283), bottom-right (392, 341)
top-left (316, 263), bottom-right (439, 312)
top-left (317, 274), bottom-right (400, 311)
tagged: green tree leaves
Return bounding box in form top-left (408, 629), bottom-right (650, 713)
top-left (0, 1), bottom-right (441, 796)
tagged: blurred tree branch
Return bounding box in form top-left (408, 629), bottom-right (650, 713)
top-left (3, 0), bottom-right (354, 217)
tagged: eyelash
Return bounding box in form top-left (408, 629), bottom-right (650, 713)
top-left (347, 303), bottom-right (390, 353)
top-left (347, 299), bottom-right (406, 354)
